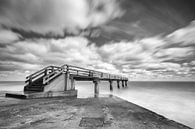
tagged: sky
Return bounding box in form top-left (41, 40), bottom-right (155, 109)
top-left (0, 0), bottom-right (195, 81)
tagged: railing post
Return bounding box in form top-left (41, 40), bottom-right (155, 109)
top-left (45, 68), bottom-right (47, 76)
top-left (109, 80), bottom-right (113, 91)
top-left (89, 71), bottom-right (92, 77)
top-left (64, 65), bottom-right (70, 91)
top-left (29, 77), bottom-right (32, 86)
top-left (117, 80), bottom-right (120, 89)
top-left (93, 79), bottom-right (99, 97)
top-left (51, 66), bottom-right (54, 73)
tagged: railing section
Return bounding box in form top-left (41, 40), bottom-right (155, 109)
top-left (25, 64), bottom-right (128, 86)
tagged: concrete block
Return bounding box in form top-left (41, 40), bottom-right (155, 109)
top-left (5, 90), bottom-right (77, 99)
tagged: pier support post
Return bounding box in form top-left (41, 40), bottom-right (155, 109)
top-left (70, 77), bottom-right (75, 90)
top-left (117, 80), bottom-right (120, 89)
top-left (93, 79), bottom-right (99, 96)
top-left (64, 71), bottom-right (70, 91)
top-left (125, 81), bottom-right (128, 87)
top-left (109, 80), bottom-right (113, 91)
top-left (122, 81), bottom-right (124, 88)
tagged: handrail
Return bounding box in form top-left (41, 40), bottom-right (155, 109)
top-left (25, 64), bottom-right (128, 87)
top-left (63, 64), bottom-right (127, 79)
top-left (43, 68), bottom-right (64, 84)
top-left (26, 66), bottom-right (53, 79)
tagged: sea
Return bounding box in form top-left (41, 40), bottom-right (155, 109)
top-left (0, 81), bottom-right (195, 128)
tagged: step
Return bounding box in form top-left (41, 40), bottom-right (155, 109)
top-left (5, 90), bottom-right (78, 99)
top-left (24, 86), bottom-right (44, 92)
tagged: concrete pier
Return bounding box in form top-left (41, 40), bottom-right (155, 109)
top-left (109, 80), bottom-right (113, 91)
top-left (7, 64), bottom-right (128, 99)
top-left (125, 80), bottom-right (128, 87)
top-left (117, 80), bottom-right (120, 89)
top-left (93, 79), bottom-right (99, 95)
top-left (70, 77), bottom-right (75, 90)
top-left (122, 80), bottom-right (125, 87)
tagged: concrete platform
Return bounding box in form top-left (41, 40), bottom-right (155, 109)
top-left (5, 90), bottom-right (77, 99)
top-left (0, 96), bottom-right (192, 129)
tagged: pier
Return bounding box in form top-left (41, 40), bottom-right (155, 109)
top-left (6, 64), bottom-right (128, 99)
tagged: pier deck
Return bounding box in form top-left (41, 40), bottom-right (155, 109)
top-left (6, 64), bottom-right (128, 99)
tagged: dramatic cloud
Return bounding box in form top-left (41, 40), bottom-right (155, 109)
top-left (0, 0), bottom-right (124, 35)
top-left (0, 36), bottom-right (122, 80)
top-left (0, 0), bottom-right (195, 81)
top-left (97, 35), bottom-right (195, 80)
top-left (0, 33), bottom-right (195, 81)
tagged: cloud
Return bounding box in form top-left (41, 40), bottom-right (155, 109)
top-left (97, 35), bottom-right (195, 80)
top-left (154, 47), bottom-right (195, 61)
top-left (1, 19), bottom-right (195, 81)
top-left (167, 21), bottom-right (195, 45)
top-left (190, 61), bottom-right (195, 66)
top-left (0, 34), bottom-right (195, 81)
top-left (0, 0), bottom-right (124, 36)
top-left (0, 36), bottom-right (122, 76)
top-left (0, 28), bottom-right (21, 44)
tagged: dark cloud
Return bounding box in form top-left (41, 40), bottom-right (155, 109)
top-left (119, 0), bottom-right (195, 33)
top-left (87, 0), bottom-right (195, 45)
top-left (0, 0), bottom-right (123, 38)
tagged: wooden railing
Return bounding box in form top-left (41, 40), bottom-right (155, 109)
top-left (25, 64), bottom-right (128, 86)
top-left (25, 66), bottom-right (53, 86)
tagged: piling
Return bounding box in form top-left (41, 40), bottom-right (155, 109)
top-left (93, 79), bottom-right (99, 95)
top-left (109, 80), bottom-right (113, 91)
top-left (117, 80), bottom-right (120, 89)
top-left (122, 81), bottom-right (124, 87)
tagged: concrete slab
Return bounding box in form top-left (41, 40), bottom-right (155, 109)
top-left (5, 90), bottom-right (77, 99)
top-left (0, 96), bottom-right (192, 129)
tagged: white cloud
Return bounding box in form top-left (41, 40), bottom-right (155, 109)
top-left (99, 41), bottom-right (144, 64)
top-left (0, 0), bottom-right (124, 35)
top-left (1, 24), bottom-right (195, 81)
top-left (167, 21), bottom-right (195, 45)
top-left (0, 36), bottom-right (122, 76)
top-left (139, 36), bottom-right (166, 51)
top-left (0, 29), bottom-right (21, 43)
top-left (141, 62), bottom-right (181, 70)
top-left (155, 47), bottom-right (194, 60)
top-left (190, 61), bottom-right (195, 66)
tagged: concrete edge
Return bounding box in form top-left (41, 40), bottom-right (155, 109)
top-left (5, 90), bottom-right (78, 99)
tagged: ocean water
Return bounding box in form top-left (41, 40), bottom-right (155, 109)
top-left (0, 81), bottom-right (195, 128)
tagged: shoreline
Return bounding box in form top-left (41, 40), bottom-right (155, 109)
top-left (0, 94), bottom-right (192, 129)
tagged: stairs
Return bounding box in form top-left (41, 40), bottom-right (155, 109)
top-left (24, 66), bottom-right (64, 92)
top-left (24, 76), bottom-right (45, 92)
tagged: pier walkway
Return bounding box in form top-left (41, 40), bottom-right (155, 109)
top-left (6, 64), bottom-right (128, 99)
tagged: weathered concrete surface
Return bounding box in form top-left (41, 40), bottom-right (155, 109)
top-left (0, 96), bottom-right (192, 129)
